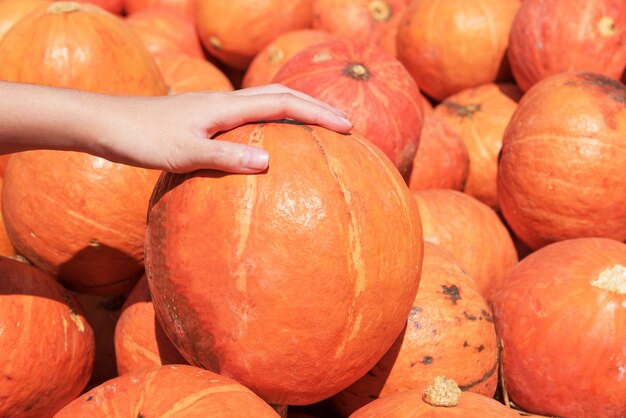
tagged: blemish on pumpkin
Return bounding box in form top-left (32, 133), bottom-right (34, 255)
top-left (481, 309), bottom-right (494, 322)
top-left (410, 361), bottom-right (417, 367)
top-left (443, 101), bottom-right (481, 118)
top-left (268, 47), bottom-right (285, 64)
top-left (591, 264), bottom-right (626, 294)
top-left (86, 395), bottom-right (93, 401)
top-left (62, 317), bottom-right (69, 351)
top-left (137, 414), bottom-right (145, 418)
top-left (441, 284), bottom-right (461, 304)
top-left (463, 311), bottom-right (477, 321)
top-left (458, 357), bottom-right (498, 391)
top-left (476, 345), bottom-right (485, 353)
top-left (4, 374), bottom-right (12, 380)
top-left (89, 239), bottom-right (100, 248)
top-left (463, 341), bottom-right (469, 348)
top-left (422, 356), bottom-right (433, 365)
top-left (598, 16), bottom-right (616, 37)
top-left (313, 52), bottom-right (332, 63)
top-left (564, 73), bottom-right (626, 104)
top-left (69, 310), bottom-right (86, 332)
top-left (369, 0), bottom-right (392, 21)
top-left (209, 36), bottom-right (222, 50)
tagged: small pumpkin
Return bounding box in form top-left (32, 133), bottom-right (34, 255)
top-left (492, 238), bottom-right (626, 417)
top-left (155, 54), bottom-right (234, 94)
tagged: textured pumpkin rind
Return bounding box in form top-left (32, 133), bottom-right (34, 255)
top-left (0, 257), bottom-right (95, 418)
top-left (333, 243), bottom-right (498, 416)
top-left (124, 0), bottom-right (195, 18)
top-left (145, 122), bottom-right (424, 405)
top-left (492, 238), bottom-right (626, 417)
top-left (56, 365), bottom-right (280, 417)
top-left (497, 72), bottom-right (626, 249)
top-left (273, 39), bottom-right (424, 179)
top-left (155, 53), bottom-right (234, 94)
top-left (508, 0), bottom-right (626, 92)
top-left (0, 0), bottom-right (51, 41)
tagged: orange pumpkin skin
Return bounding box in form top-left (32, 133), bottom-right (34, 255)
top-left (0, 257), bottom-right (95, 418)
top-left (115, 275), bottom-right (187, 375)
top-left (0, 177), bottom-right (15, 257)
top-left (56, 365), bottom-right (280, 417)
top-left (155, 54), bottom-right (234, 94)
top-left (124, 0), bottom-right (194, 18)
top-left (408, 115), bottom-right (469, 192)
top-left (434, 83), bottom-right (522, 209)
top-left (242, 29), bottom-right (338, 88)
top-left (196, 0), bottom-right (313, 70)
top-left (332, 243), bottom-right (498, 416)
top-left (350, 388), bottom-right (521, 418)
top-left (508, 0), bottom-right (626, 92)
top-left (492, 238), bottom-right (626, 417)
top-left (311, 0), bottom-right (407, 54)
top-left (145, 122), bottom-right (424, 405)
top-left (498, 72), bottom-right (626, 250)
top-left (125, 9), bottom-right (203, 59)
top-left (397, 0), bottom-right (519, 100)
top-left (274, 39), bottom-right (424, 179)
top-left (413, 189), bottom-right (518, 301)
top-left (0, 0), bottom-right (50, 41)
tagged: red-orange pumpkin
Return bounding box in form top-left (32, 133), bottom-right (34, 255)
top-left (332, 243), bottom-right (498, 416)
top-left (413, 189), bottom-right (518, 301)
top-left (273, 39), bottom-right (424, 179)
top-left (408, 115), bottom-right (469, 191)
top-left (0, 0), bottom-right (50, 41)
top-left (56, 365), bottom-right (280, 417)
top-left (397, 0), bottom-right (520, 100)
top-left (125, 9), bottom-right (203, 59)
top-left (196, 0), bottom-right (313, 69)
top-left (351, 376), bottom-right (521, 417)
top-left (124, 0), bottom-right (194, 18)
top-left (115, 275), bottom-right (187, 375)
top-left (434, 83), bottom-right (522, 209)
top-left (0, 257), bottom-right (95, 417)
top-left (312, 0), bottom-right (407, 55)
top-left (508, 0), bottom-right (626, 92)
top-left (155, 54), bottom-right (234, 94)
top-left (242, 29), bottom-right (338, 88)
top-left (0, 177), bottom-right (15, 257)
top-left (145, 122), bottom-right (423, 405)
top-left (498, 72), bottom-right (626, 249)
top-left (56, 0), bottom-right (123, 14)
top-left (492, 238), bottom-right (626, 417)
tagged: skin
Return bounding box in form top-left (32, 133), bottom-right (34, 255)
top-left (0, 82), bottom-right (352, 174)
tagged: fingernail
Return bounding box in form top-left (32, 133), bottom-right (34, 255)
top-left (332, 107), bottom-right (348, 116)
top-left (241, 148), bottom-right (269, 170)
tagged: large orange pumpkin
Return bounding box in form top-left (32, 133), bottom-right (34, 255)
top-left (0, 0), bottom-right (50, 41)
top-left (397, 0), bottom-right (520, 100)
top-left (332, 243), bottom-right (498, 416)
top-left (125, 9), bottom-right (203, 59)
top-left (0, 257), bottom-right (95, 417)
top-left (492, 238), bottom-right (626, 417)
top-left (124, 0), bottom-right (194, 18)
top-left (408, 114), bottom-right (469, 192)
top-left (273, 39), bottom-right (424, 179)
top-left (351, 376), bottom-right (521, 417)
top-left (196, 0), bottom-right (313, 69)
top-left (498, 72), bottom-right (626, 249)
top-left (508, 0), bottom-right (626, 92)
top-left (155, 54), bottom-right (234, 94)
top-left (114, 275), bottom-right (187, 375)
top-left (413, 189), bottom-right (518, 301)
top-left (56, 365), bottom-right (280, 417)
top-left (242, 29), bottom-right (338, 88)
top-left (0, 2), bottom-right (165, 294)
top-left (145, 122), bottom-right (424, 405)
top-left (434, 83), bottom-right (522, 209)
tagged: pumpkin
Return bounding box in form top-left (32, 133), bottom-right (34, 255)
top-left (332, 243), bottom-right (498, 416)
top-left (408, 115), bottom-right (469, 192)
top-left (145, 122), bottom-right (423, 405)
top-left (124, 0), bottom-right (194, 18)
top-left (0, 2), bottom-right (165, 294)
top-left (397, 0), bottom-right (520, 100)
top-left (155, 54), bottom-right (234, 94)
top-left (351, 376), bottom-right (521, 417)
top-left (311, 0), bottom-right (407, 55)
top-left (434, 83), bottom-right (522, 209)
top-left (196, 0), bottom-right (313, 69)
top-left (0, 257), bottom-right (95, 417)
top-left (413, 189), bottom-right (518, 301)
top-left (498, 72), bottom-right (626, 249)
top-left (56, 0), bottom-right (123, 14)
top-left (115, 275), bottom-right (187, 375)
top-left (0, 177), bottom-right (15, 257)
top-left (56, 365), bottom-right (280, 417)
top-left (492, 238), bottom-right (626, 417)
top-left (273, 39), bottom-right (424, 179)
top-left (242, 29), bottom-right (338, 88)
top-left (508, 0), bottom-right (626, 92)
top-left (0, 0), bottom-right (50, 41)
top-left (125, 9), bottom-right (203, 59)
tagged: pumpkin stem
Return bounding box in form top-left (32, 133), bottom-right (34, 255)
top-left (369, 0), bottom-right (392, 21)
top-left (422, 376), bottom-right (461, 407)
top-left (598, 17), bottom-right (616, 37)
top-left (268, 46), bottom-right (285, 65)
top-left (47, 1), bottom-right (83, 13)
top-left (443, 101), bottom-right (481, 118)
top-left (591, 265), bottom-right (626, 294)
top-left (270, 404), bottom-right (288, 418)
top-left (344, 63), bottom-right (371, 81)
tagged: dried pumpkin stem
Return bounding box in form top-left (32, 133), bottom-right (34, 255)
top-left (47, 2), bottom-right (83, 14)
top-left (591, 264), bottom-right (626, 294)
top-left (344, 63), bottom-right (371, 81)
top-left (369, 0), bottom-right (392, 21)
top-left (422, 376), bottom-right (461, 407)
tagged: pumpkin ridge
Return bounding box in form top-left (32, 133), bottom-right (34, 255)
top-left (159, 384), bottom-right (251, 417)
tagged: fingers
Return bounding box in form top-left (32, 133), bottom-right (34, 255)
top-left (172, 139), bottom-right (269, 174)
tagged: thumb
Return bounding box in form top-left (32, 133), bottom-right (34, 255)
top-left (172, 139), bottom-right (269, 174)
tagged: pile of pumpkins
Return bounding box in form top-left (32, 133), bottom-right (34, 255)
top-left (0, 0), bottom-right (624, 417)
